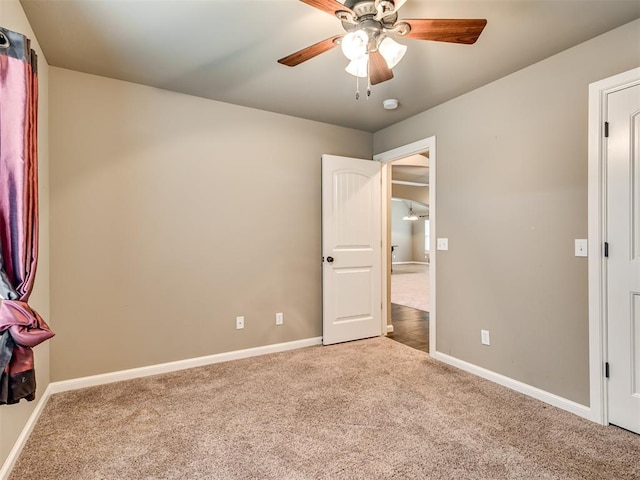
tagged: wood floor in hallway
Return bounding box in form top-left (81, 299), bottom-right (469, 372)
top-left (388, 303), bottom-right (429, 353)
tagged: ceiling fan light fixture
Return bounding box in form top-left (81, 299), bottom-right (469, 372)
top-left (277, 1), bottom-right (487, 100)
top-left (341, 30), bottom-right (369, 61)
top-left (378, 36), bottom-right (407, 69)
top-left (346, 55), bottom-right (369, 77)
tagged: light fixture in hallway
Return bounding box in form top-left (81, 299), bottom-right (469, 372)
top-left (403, 202), bottom-right (418, 221)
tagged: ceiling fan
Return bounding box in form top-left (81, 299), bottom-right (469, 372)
top-left (278, 0), bottom-right (487, 97)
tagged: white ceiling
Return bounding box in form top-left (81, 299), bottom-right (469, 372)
top-left (394, 198), bottom-right (428, 215)
top-left (20, 0), bottom-right (640, 132)
top-left (393, 165), bottom-right (429, 185)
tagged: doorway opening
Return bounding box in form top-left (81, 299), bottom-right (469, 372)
top-left (389, 162), bottom-right (429, 351)
top-left (375, 137), bottom-right (436, 354)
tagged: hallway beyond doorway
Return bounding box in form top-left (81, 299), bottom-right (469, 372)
top-left (390, 262), bottom-right (429, 352)
top-left (391, 263), bottom-right (429, 312)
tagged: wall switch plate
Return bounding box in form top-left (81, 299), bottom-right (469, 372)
top-left (575, 239), bottom-right (588, 257)
top-left (437, 238), bottom-right (449, 251)
top-left (276, 312), bottom-right (284, 325)
top-left (481, 329), bottom-right (490, 346)
top-left (236, 316), bottom-right (244, 330)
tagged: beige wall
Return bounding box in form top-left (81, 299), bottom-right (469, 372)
top-left (391, 202), bottom-right (413, 262)
top-left (374, 19), bottom-right (640, 405)
top-left (412, 219), bottom-right (427, 263)
top-left (391, 202), bottom-right (428, 263)
top-left (49, 68), bottom-right (372, 381)
top-left (391, 184), bottom-right (429, 263)
top-left (0, 0), bottom-right (50, 468)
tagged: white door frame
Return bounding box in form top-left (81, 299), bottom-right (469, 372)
top-left (588, 67), bottom-right (640, 425)
top-left (374, 136), bottom-right (436, 353)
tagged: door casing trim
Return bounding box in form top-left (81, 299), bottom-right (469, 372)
top-left (374, 137), bottom-right (436, 353)
top-left (588, 67), bottom-right (640, 425)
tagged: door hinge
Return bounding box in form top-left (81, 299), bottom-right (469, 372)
top-left (604, 242), bottom-right (609, 258)
top-left (605, 362), bottom-right (610, 378)
top-left (604, 121), bottom-right (609, 138)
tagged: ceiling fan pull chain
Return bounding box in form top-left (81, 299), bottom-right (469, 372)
top-left (367, 63), bottom-right (372, 98)
top-left (355, 74), bottom-right (360, 100)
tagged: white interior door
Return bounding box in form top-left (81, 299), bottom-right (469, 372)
top-left (607, 82), bottom-right (640, 433)
top-left (322, 154), bottom-right (382, 345)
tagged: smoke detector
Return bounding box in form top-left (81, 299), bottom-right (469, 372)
top-left (383, 98), bottom-right (399, 110)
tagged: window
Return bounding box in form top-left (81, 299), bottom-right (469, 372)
top-left (424, 220), bottom-right (430, 251)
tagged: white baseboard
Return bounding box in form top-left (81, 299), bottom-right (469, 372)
top-left (430, 351), bottom-right (592, 421)
top-left (0, 383), bottom-right (54, 480)
top-left (0, 336), bottom-right (323, 479)
top-left (48, 336), bottom-right (323, 394)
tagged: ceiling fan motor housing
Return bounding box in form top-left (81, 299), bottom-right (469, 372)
top-left (340, 0), bottom-right (399, 32)
top-left (339, 0), bottom-right (404, 56)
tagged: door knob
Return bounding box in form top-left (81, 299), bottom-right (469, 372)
top-left (327, 256), bottom-right (334, 264)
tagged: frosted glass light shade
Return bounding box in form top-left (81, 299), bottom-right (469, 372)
top-left (341, 30), bottom-right (368, 61)
top-left (378, 37), bottom-right (407, 69)
top-left (345, 55), bottom-right (368, 78)
top-left (403, 204), bottom-right (418, 221)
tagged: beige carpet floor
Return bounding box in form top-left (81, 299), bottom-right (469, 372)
top-left (391, 263), bottom-right (429, 312)
top-left (9, 338), bottom-right (640, 480)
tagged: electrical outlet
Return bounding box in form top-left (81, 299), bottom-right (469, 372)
top-left (481, 329), bottom-right (490, 346)
top-left (437, 238), bottom-right (449, 251)
top-left (236, 316), bottom-right (244, 330)
top-left (575, 239), bottom-right (588, 257)
top-left (276, 312), bottom-right (284, 325)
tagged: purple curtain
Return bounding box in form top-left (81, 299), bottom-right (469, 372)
top-left (0, 27), bottom-right (53, 405)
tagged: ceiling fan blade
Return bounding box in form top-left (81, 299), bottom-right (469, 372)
top-left (300, 0), bottom-right (354, 17)
top-left (403, 19), bottom-right (487, 44)
top-left (278, 35), bottom-right (343, 67)
top-left (369, 50), bottom-right (394, 85)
